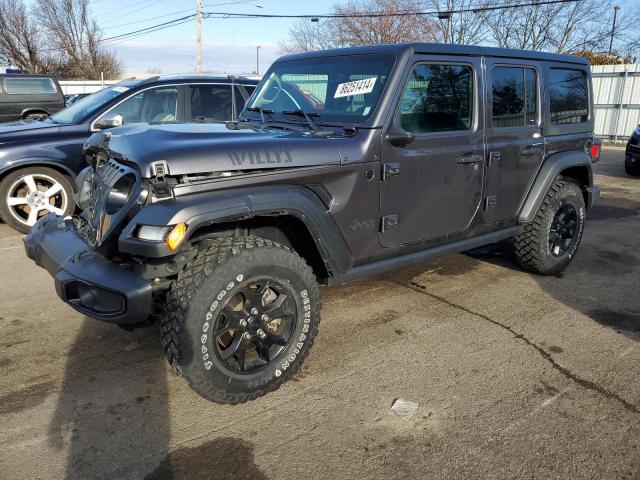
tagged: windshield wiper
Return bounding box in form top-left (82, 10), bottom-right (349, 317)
top-left (245, 107), bottom-right (273, 126)
top-left (282, 109), bottom-right (320, 132)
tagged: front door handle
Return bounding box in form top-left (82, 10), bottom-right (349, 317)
top-left (520, 144), bottom-right (544, 156)
top-left (457, 153), bottom-right (483, 164)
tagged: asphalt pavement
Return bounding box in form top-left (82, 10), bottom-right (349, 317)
top-left (0, 147), bottom-right (638, 479)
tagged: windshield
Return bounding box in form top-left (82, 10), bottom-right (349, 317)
top-left (51, 84), bottom-right (135, 124)
top-left (246, 54), bottom-right (396, 125)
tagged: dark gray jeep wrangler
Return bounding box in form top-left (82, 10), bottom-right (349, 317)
top-left (25, 44), bottom-right (600, 404)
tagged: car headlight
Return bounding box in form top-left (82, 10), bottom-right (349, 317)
top-left (135, 223), bottom-right (188, 251)
top-left (105, 173), bottom-right (135, 215)
top-left (75, 166), bottom-right (94, 210)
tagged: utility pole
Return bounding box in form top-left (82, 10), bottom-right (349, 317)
top-left (256, 45), bottom-right (261, 76)
top-left (196, 0), bottom-right (203, 73)
top-left (609, 5), bottom-right (620, 54)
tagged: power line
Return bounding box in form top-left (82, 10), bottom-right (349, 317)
top-left (70, 0), bottom-right (584, 49)
top-left (201, 0), bottom-right (581, 20)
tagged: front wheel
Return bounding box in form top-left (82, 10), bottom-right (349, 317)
top-left (160, 236), bottom-right (321, 404)
top-left (514, 177), bottom-right (585, 275)
top-left (0, 167), bottom-right (75, 233)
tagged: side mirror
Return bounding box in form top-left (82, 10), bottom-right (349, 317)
top-left (95, 113), bottom-right (124, 129)
top-left (386, 127), bottom-right (415, 147)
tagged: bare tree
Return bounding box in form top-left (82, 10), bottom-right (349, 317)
top-left (35, 0), bottom-right (121, 79)
top-left (278, 18), bottom-right (340, 55)
top-left (333, 0), bottom-right (438, 45)
top-left (279, 0), bottom-right (439, 54)
top-left (427, 0), bottom-right (486, 45)
top-left (0, 0), bottom-right (42, 73)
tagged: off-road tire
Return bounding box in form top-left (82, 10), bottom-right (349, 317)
top-left (514, 177), bottom-right (585, 275)
top-left (0, 167), bottom-right (75, 234)
top-left (625, 156), bottom-right (640, 176)
top-left (160, 235), bottom-right (321, 404)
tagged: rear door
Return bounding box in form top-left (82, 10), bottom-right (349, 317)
top-left (379, 55), bottom-right (485, 247)
top-left (483, 59), bottom-right (544, 224)
top-left (186, 84), bottom-right (236, 123)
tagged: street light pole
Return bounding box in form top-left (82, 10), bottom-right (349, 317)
top-left (609, 5), bottom-right (620, 54)
top-left (196, 0), bottom-right (203, 72)
top-left (256, 45), bottom-right (261, 75)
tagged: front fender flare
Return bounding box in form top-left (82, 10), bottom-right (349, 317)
top-left (119, 185), bottom-right (352, 276)
top-left (518, 150), bottom-right (593, 224)
top-left (0, 157), bottom-right (77, 181)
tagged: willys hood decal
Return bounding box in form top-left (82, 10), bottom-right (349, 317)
top-left (85, 123), bottom-right (356, 177)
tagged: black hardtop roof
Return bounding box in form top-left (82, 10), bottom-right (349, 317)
top-left (278, 42), bottom-right (589, 65)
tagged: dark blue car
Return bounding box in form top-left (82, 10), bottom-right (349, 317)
top-left (0, 75), bottom-right (257, 232)
top-left (625, 125), bottom-right (640, 175)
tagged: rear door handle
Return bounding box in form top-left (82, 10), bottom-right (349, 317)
top-left (457, 153), bottom-right (483, 164)
top-left (520, 144), bottom-right (544, 156)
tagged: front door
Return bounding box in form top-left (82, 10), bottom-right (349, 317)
top-left (483, 59), bottom-right (544, 224)
top-left (380, 56), bottom-right (485, 247)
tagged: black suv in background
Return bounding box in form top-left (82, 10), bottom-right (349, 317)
top-left (0, 74), bottom-right (65, 121)
top-left (625, 125), bottom-right (640, 175)
top-left (0, 75), bottom-right (258, 232)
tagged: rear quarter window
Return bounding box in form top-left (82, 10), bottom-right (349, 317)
top-left (548, 69), bottom-right (589, 124)
top-left (3, 77), bottom-right (57, 95)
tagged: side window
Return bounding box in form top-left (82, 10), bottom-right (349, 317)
top-left (399, 63), bottom-right (473, 134)
top-left (110, 87), bottom-right (178, 124)
top-left (4, 77), bottom-right (56, 94)
top-left (548, 69), bottom-right (589, 124)
top-left (491, 66), bottom-right (538, 128)
top-left (189, 85), bottom-right (234, 122)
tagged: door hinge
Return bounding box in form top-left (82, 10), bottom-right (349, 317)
top-left (380, 214), bottom-right (399, 232)
top-left (485, 195), bottom-right (498, 209)
top-left (382, 163), bottom-right (400, 180)
top-left (488, 152), bottom-right (501, 166)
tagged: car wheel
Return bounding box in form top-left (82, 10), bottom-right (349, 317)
top-left (625, 156), bottom-right (640, 176)
top-left (0, 167), bottom-right (75, 234)
top-left (514, 177), bottom-right (585, 275)
top-left (160, 235), bottom-right (321, 404)
top-left (23, 112), bottom-right (48, 120)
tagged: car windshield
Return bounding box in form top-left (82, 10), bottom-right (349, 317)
top-left (246, 54), bottom-right (396, 125)
top-left (51, 84), bottom-right (135, 124)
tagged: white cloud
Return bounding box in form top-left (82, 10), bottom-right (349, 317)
top-left (109, 38), bottom-right (280, 75)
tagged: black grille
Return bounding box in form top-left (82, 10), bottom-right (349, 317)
top-left (78, 159), bottom-right (139, 247)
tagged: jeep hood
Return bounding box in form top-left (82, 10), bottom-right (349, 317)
top-left (87, 123), bottom-right (357, 177)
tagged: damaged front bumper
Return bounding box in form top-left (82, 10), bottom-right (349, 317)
top-left (24, 214), bottom-right (152, 324)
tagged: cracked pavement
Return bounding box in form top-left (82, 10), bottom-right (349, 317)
top-left (0, 147), bottom-right (639, 479)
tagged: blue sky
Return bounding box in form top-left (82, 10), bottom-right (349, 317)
top-left (87, 0), bottom-right (338, 75)
top-left (21, 0), bottom-right (639, 76)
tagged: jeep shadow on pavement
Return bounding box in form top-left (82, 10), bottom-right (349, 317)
top-left (25, 43), bottom-right (601, 404)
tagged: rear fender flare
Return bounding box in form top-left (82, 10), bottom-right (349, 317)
top-left (119, 185), bottom-right (352, 276)
top-left (518, 150), bottom-right (593, 224)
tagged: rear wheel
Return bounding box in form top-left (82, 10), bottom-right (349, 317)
top-left (514, 177), bottom-right (585, 275)
top-left (0, 167), bottom-right (75, 233)
top-left (23, 111), bottom-right (48, 120)
top-left (625, 156), bottom-right (640, 175)
top-left (160, 236), bottom-right (321, 404)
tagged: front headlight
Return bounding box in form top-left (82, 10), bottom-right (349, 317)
top-left (105, 173), bottom-right (136, 215)
top-left (135, 223), bottom-right (188, 251)
top-left (75, 166), bottom-right (94, 210)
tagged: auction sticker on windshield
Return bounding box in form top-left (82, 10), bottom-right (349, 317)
top-left (334, 77), bottom-right (377, 98)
